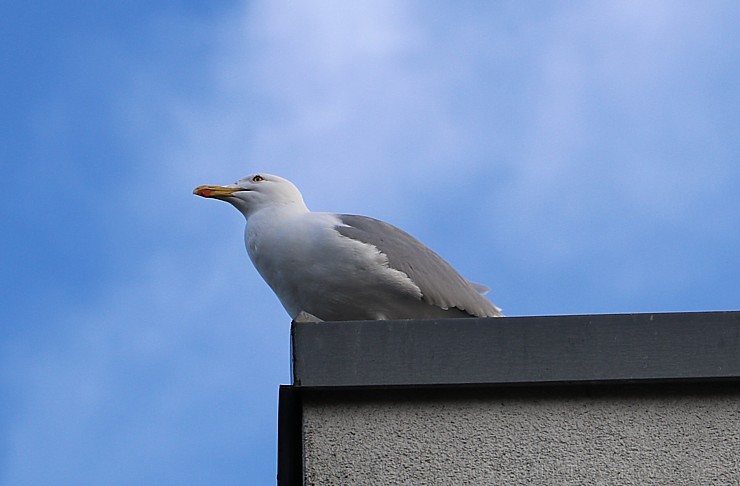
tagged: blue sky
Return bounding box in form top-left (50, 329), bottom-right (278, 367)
top-left (2, 1), bottom-right (739, 484)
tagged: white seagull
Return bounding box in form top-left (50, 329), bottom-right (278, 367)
top-left (194, 173), bottom-right (502, 321)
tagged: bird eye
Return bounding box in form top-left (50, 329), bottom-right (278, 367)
top-left (252, 175), bottom-right (265, 182)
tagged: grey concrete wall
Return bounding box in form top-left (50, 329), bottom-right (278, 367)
top-left (302, 391), bottom-right (740, 485)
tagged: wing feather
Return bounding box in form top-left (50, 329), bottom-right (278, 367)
top-left (335, 215), bottom-right (502, 317)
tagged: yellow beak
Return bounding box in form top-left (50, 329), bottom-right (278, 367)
top-left (193, 185), bottom-right (242, 198)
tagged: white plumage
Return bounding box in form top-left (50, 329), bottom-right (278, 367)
top-left (194, 173), bottom-right (502, 321)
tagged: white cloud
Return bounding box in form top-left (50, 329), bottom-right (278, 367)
top-left (480, 3), bottom-right (739, 259)
top-left (130, 0), bottom-right (492, 219)
top-left (113, 0), bottom-right (738, 311)
top-left (5, 1), bottom-right (739, 483)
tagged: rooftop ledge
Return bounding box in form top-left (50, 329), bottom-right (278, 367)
top-left (291, 310), bottom-right (740, 388)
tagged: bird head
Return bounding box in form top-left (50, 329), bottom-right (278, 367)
top-left (194, 173), bottom-right (307, 218)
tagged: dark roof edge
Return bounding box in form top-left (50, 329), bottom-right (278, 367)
top-left (291, 310), bottom-right (740, 387)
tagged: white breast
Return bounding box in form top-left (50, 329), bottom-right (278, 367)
top-left (244, 209), bottom-right (421, 319)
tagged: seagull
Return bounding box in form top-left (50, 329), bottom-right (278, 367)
top-left (194, 173), bottom-right (502, 321)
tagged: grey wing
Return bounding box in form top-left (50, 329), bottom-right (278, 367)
top-left (335, 215), bottom-right (503, 317)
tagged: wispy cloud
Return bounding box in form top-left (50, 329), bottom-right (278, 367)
top-left (3, 1), bottom-right (739, 484)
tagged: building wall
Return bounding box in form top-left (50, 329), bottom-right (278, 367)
top-left (302, 389), bottom-right (740, 485)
